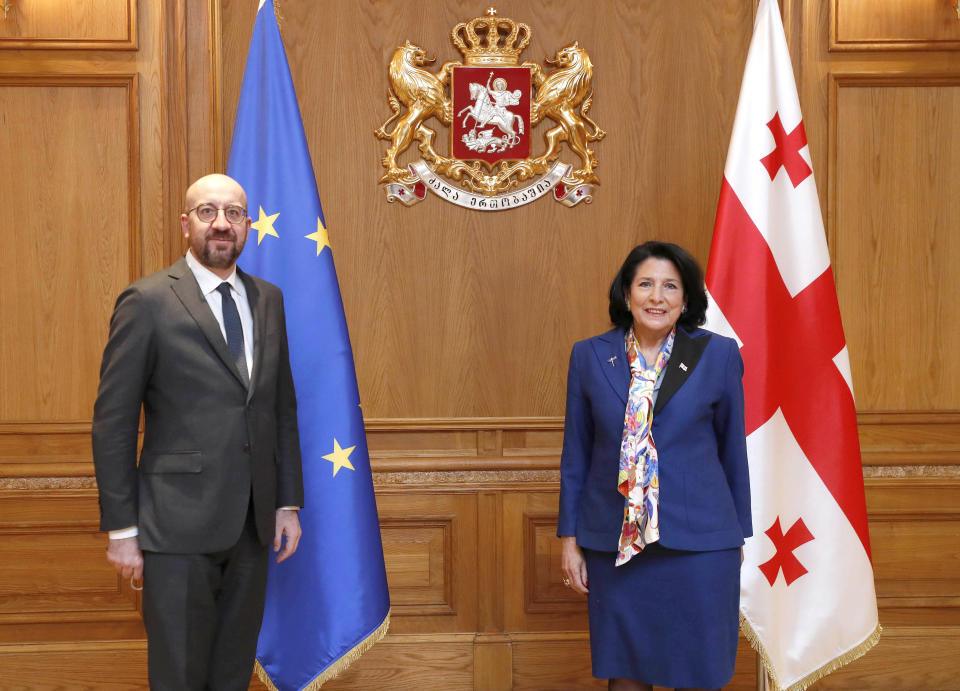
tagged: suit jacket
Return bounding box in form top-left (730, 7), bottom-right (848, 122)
top-left (92, 257), bottom-right (304, 554)
top-left (558, 326), bottom-right (752, 552)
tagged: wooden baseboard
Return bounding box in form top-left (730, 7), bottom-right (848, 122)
top-left (3, 628), bottom-right (957, 690)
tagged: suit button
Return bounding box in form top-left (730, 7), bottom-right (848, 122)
top-left (243, 443), bottom-right (251, 453)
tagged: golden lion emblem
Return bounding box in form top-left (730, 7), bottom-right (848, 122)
top-left (374, 8), bottom-right (605, 209)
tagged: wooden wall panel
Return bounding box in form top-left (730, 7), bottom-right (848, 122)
top-left (0, 0), bottom-right (136, 49)
top-left (0, 641), bottom-right (150, 690)
top-left (858, 412), bottom-right (960, 466)
top-left (831, 0), bottom-right (960, 51)
top-left (503, 492), bottom-right (588, 633)
top-left (322, 634), bottom-right (475, 691)
top-left (866, 477), bottom-right (960, 628)
top-left (510, 631), bottom-right (760, 691)
top-left (4, 627), bottom-right (960, 691)
top-left (0, 489), bottom-right (143, 646)
top-left (0, 423), bottom-right (93, 478)
top-left (0, 0), bottom-right (188, 665)
top-left (810, 627), bottom-right (960, 690)
top-left (0, 76), bottom-right (138, 424)
top-left (832, 78), bottom-right (960, 413)
top-left (218, 0), bottom-right (752, 420)
top-left (377, 492), bottom-right (478, 633)
top-left (509, 633), bottom-right (605, 690)
top-left (799, 3), bottom-right (960, 682)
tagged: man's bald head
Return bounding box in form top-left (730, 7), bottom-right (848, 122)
top-left (184, 174), bottom-right (248, 211)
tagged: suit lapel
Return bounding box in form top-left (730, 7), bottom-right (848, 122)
top-left (591, 328), bottom-right (630, 404)
top-left (239, 270), bottom-right (263, 403)
top-left (169, 258), bottom-right (249, 390)
top-left (654, 327), bottom-right (711, 415)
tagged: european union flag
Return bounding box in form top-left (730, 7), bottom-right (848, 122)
top-left (226, 2), bottom-right (390, 689)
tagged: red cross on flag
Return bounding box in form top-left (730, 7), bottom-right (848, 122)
top-left (705, 1), bottom-right (880, 689)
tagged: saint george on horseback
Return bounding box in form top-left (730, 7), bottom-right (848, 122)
top-left (458, 72), bottom-right (525, 152)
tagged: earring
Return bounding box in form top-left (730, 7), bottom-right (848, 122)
top-left (682, 305), bottom-right (688, 313)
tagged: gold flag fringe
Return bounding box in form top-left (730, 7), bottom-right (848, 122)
top-left (255, 609), bottom-right (391, 691)
top-left (740, 612), bottom-right (881, 691)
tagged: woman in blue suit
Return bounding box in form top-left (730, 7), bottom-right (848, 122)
top-left (558, 242), bottom-right (751, 690)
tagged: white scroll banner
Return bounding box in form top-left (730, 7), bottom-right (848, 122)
top-left (407, 160), bottom-right (571, 211)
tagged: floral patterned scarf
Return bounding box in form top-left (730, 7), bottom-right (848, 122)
top-left (616, 326), bottom-right (675, 566)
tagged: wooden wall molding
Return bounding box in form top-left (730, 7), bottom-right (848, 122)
top-left (865, 465), bottom-right (960, 478)
top-left (0, 73), bottom-right (141, 288)
top-left (365, 417), bottom-right (566, 431)
top-left (162, 0), bottom-right (189, 266)
top-left (377, 493), bottom-right (478, 633)
top-left (0, 422), bottom-right (94, 432)
top-left (865, 477), bottom-right (960, 519)
top-left (3, 410), bottom-right (957, 481)
top-left (523, 514), bottom-right (582, 615)
top-left (0, 477), bottom-right (95, 490)
top-left (0, 73), bottom-right (142, 428)
top-left (0, 489), bottom-right (140, 635)
top-left (0, 421), bottom-right (119, 479)
top-left (830, 0), bottom-right (960, 52)
top-left (0, 423), bottom-right (95, 480)
top-left (856, 412), bottom-right (960, 467)
top-left (374, 470), bottom-right (559, 491)
top-left (379, 516), bottom-right (456, 617)
top-left (827, 71), bottom-right (960, 255)
top-left (2, 627), bottom-right (958, 690)
top-left (827, 71), bottom-right (960, 419)
top-left (367, 415), bottom-right (960, 470)
top-left (0, 0), bottom-right (137, 51)
top-left (210, 0), bottom-right (225, 171)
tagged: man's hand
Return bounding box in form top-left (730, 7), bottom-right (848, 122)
top-left (106, 536), bottom-right (143, 581)
top-left (274, 509), bottom-right (302, 563)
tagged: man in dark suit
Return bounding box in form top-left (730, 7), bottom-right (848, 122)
top-left (93, 173), bottom-right (304, 690)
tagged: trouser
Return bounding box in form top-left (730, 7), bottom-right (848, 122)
top-left (141, 502), bottom-right (269, 691)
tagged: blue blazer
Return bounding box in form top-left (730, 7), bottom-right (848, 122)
top-left (558, 326), bottom-right (752, 552)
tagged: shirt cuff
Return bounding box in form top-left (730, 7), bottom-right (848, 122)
top-left (109, 526), bottom-right (139, 539)
top-left (277, 506), bottom-right (299, 511)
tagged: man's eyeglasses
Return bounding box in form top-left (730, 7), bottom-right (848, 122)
top-left (187, 204), bottom-right (247, 225)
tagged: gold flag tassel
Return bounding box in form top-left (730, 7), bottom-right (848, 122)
top-left (741, 612), bottom-right (881, 691)
top-left (255, 609), bottom-right (391, 691)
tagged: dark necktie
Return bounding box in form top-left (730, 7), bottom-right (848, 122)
top-left (216, 282), bottom-right (249, 386)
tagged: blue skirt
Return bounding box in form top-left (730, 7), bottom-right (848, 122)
top-left (583, 543), bottom-right (741, 688)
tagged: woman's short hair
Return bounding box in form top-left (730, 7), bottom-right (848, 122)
top-left (608, 241), bottom-right (708, 331)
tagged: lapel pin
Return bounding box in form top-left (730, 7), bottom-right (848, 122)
top-left (679, 362), bottom-right (688, 372)
top-left (608, 356), bottom-right (617, 367)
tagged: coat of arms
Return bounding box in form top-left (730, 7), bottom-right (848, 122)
top-left (375, 8), bottom-right (605, 210)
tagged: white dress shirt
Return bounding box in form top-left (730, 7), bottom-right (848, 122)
top-left (185, 249), bottom-right (254, 380)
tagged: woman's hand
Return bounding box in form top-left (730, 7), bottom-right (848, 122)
top-left (561, 536), bottom-right (589, 595)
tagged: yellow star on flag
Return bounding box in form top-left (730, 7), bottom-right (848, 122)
top-left (322, 438), bottom-right (356, 477)
top-left (250, 205), bottom-right (280, 245)
top-left (305, 216), bottom-right (330, 256)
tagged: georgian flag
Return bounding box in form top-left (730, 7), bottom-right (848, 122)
top-left (704, 1), bottom-right (880, 689)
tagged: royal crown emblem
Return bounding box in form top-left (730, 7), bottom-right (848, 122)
top-left (375, 7), bottom-right (605, 210)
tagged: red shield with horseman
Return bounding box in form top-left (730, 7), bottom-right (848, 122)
top-left (451, 66), bottom-right (531, 165)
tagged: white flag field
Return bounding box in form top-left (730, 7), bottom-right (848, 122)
top-left (704, 0), bottom-right (880, 689)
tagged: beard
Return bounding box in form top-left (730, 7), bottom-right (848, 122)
top-left (195, 230), bottom-right (244, 269)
